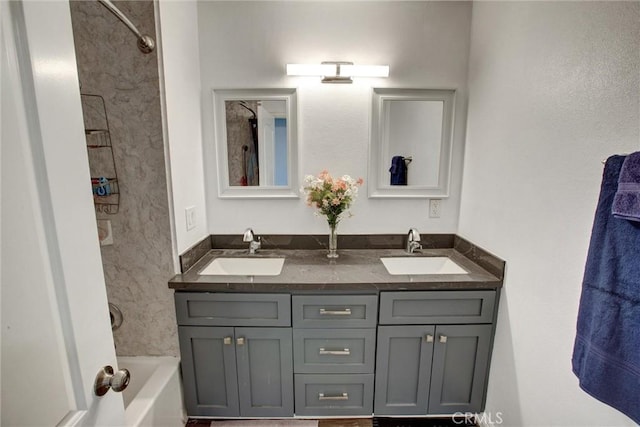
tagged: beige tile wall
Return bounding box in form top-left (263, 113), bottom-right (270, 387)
top-left (70, 0), bottom-right (178, 356)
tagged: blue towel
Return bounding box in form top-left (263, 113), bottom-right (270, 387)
top-left (612, 151), bottom-right (640, 222)
top-left (389, 156), bottom-right (407, 185)
top-left (572, 155), bottom-right (640, 424)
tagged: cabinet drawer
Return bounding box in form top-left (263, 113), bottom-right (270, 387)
top-left (379, 291), bottom-right (496, 324)
top-left (292, 295), bottom-right (377, 328)
top-left (175, 293), bottom-right (291, 326)
top-left (293, 329), bottom-right (376, 374)
top-left (294, 374), bottom-right (374, 416)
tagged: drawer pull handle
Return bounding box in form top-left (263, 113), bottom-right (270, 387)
top-left (319, 308), bottom-right (352, 316)
top-left (319, 392), bottom-right (349, 401)
top-left (439, 335), bottom-right (448, 344)
top-left (319, 348), bottom-right (351, 356)
top-left (424, 334), bottom-right (434, 343)
top-left (223, 336), bottom-right (232, 345)
top-left (237, 337), bottom-right (245, 346)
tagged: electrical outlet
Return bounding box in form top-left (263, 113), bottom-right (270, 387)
top-left (429, 199), bottom-right (441, 218)
top-left (185, 206), bottom-right (196, 231)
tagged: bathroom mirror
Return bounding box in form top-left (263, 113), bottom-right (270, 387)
top-left (213, 88), bottom-right (298, 198)
top-left (368, 88), bottom-right (455, 198)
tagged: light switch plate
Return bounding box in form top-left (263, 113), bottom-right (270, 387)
top-left (185, 206), bottom-right (196, 231)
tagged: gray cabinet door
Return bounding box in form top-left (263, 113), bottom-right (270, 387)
top-left (374, 325), bottom-right (435, 415)
top-left (236, 327), bottom-right (294, 417)
top-left (429, 324), bottom-right (492, 414)
top-left (178, 326), bottom-right (240, 417)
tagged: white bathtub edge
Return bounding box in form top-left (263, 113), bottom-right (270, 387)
top-left (118, 356), bottom-right (185, 427)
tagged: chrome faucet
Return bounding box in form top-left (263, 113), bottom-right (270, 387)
top-left (243, 228), bottom-right (262, 254)
top-left (406, 228), bottom-right (422, 254)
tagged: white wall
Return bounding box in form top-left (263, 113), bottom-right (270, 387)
top-left (157, 0), bottom-right (208, 254)
top-left (459, 2), bottom-right (640, 426)
top-left (198, 1), bottom-right (472, 235)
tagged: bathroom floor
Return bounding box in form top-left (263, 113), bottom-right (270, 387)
top-left (187, 418), bottom-right (477, 427)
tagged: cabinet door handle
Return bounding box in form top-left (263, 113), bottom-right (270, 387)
top-left (424, 334), bottom-right (434, 343)
top-left (319, 348), bottom-right (351, 356)
top-left (223, 336), bottom-right (232, 345)
top-left (318, 392), bottom-right (349, 401)
top-left (237, 337), bottom-right (245, 346)
top-left (439, 335), bottom-right (448, 344)
top-left (319, 308), bottom-right (352, 316)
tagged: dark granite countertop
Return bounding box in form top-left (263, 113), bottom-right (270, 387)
top-left (169, 235), bottom-right (504, 293)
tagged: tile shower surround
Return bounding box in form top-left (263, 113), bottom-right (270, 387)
top-left (70, 0), bottom-right (178, 356)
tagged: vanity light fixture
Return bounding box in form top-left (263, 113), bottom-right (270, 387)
top-left (286, 61), bottom-right (389, 84)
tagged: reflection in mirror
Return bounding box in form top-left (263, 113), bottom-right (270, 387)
top-left (369, 88), bottom-right (455, 198)
top-left (224, 100), bottom-right (288, 187)
top-left (213, 89), bottom-right (298, 198)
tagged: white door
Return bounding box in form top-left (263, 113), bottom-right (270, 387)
top-left (258, 104), bottom-right (276, 186)
top-left (1, 1), bottom-right (125, 425)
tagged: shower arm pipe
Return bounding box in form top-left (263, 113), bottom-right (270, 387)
top-left (97, 0), bottom-right (155, 53)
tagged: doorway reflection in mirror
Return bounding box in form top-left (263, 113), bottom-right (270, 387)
top-left (224, 100), bottom-right (288, 187)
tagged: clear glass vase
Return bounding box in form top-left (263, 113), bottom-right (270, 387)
top-left (327, 222), bottom-right (338, 258)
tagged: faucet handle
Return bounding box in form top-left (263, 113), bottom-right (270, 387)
top-left (243, 228), bottom-right (254, 242)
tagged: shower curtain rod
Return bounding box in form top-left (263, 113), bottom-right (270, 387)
top-left (97, 0), bottom-right (155, 54)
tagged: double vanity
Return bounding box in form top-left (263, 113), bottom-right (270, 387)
top-left (169, 233), bottom-right (504, 419)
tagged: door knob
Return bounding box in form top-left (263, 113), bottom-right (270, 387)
top-left (237, 337), bottom-right (245, 346)
top-left (94, 365), bottom-right (130, 396)
top-left (439, 335), bottom-right (448, 344)
top-left (424, 334), bottom-right (434, 343)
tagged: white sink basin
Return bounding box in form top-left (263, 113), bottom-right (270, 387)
top-left (381, 257), bottom-right (467, 275)
top-left (199, 258), bottom-right (285, 276)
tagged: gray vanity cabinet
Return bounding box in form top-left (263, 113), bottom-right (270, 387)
top-left (375, 291), bottom-right (496, 416)
top-left (175, 289), bottom-right (499, 418)
top-left (176, 293), bottom-right (293, 417)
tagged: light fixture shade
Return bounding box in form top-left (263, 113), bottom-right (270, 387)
top-left (341, 64), bottom-right (389, 78)
top-left (286, 63), bottom-right (335, 76)
top-left (286, 62), bottom-right (389, 83)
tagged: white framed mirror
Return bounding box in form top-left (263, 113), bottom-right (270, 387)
top-left (368, 88), bottom-right (455, 198)
top-left (213, 88), bottom-right (298, 198)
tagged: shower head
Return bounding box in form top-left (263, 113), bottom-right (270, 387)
top-left (238, 101), bottom-right (257, 119)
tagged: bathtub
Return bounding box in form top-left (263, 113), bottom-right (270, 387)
top-left (117, 356), bottom-right (185, 427)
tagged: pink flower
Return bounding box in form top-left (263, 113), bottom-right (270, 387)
top-left (356, 178), bottom-right (364, 186)
top-left (319, 170), bottom-right (332, 184)
top-left (331, 198), bottom-right (341, 206)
